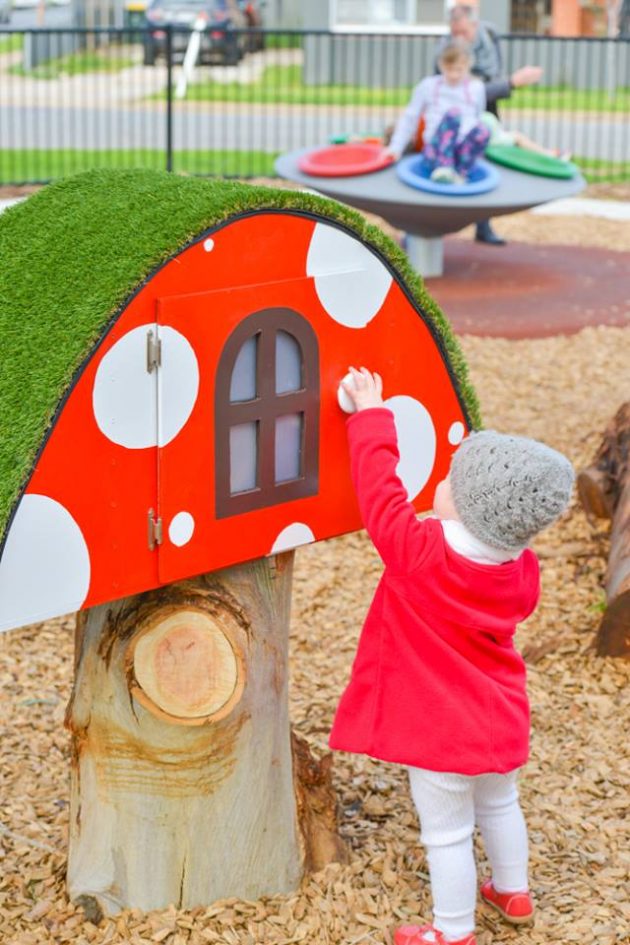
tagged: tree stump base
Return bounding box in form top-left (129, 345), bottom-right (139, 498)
top-left (65, 554), bottom-right (347, 914)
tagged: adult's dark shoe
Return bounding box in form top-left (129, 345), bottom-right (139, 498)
top-left (475, 220), bottom-right (506, 245)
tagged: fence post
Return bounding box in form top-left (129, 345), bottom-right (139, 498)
top-left (166, 26), bottom-right (174, 173)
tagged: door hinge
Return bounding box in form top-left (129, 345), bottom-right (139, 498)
top-left (146, 329), bottom-right (162, 373)
top-left (147, 509), bottom-right (163, 550)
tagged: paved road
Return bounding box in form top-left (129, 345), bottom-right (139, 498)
top-left (0, 102), bottom-right (628, 162)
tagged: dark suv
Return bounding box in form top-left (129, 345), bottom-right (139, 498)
top-left (144, 0), bottom-right (263, 66)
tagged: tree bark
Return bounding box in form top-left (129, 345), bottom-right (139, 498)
top-left (578, 402), bottom-right (630, 657)
top-left (65, 552), bottom-right (346, 914)
top-left (291, 731), bottom-right (349, 874)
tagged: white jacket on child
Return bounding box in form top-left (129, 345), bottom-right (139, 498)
top-left (389, 74), bottom-right (486, 157)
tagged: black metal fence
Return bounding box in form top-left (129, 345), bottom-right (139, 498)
top-left (0, 26), bottom-right (628, 186)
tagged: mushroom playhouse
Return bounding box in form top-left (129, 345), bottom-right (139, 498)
top-left (0, 169), bottom-right (480, 915)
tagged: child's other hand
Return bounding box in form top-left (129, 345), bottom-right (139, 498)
top-left (342, 367), bottom-right (384, 411)
top-left (510, 64), bottom-right (543, 88)
top-left (382, 146), bottom-right (399, 163)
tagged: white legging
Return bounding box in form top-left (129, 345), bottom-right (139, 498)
top-left (408, 767), bottom-right (529, 942)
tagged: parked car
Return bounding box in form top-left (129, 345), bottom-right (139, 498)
top-left (144, 0), bottom-right (263, 66)
top-left (0, 0), bottom-right (11, 25)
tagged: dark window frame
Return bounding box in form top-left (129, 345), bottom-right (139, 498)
top-left (215, 308), bottom-right (320, 519)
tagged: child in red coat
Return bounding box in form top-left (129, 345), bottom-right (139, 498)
top-left (329, 368), bottom-right (574, 945)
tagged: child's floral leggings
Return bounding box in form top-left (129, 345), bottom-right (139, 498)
top-left (423, 108), bottom-right (490, 177)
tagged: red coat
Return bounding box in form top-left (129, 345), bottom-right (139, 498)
top-left (329, 409), bottom-right (540, 775)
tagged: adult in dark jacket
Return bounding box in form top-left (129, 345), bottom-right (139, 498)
top-left (437, 4), bottom-right (543, 245)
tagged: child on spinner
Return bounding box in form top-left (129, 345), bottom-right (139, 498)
top-left (480, 111), bottom-right (572, 162)
top-left (385, 39), bottom-right (490, 184)
top-left (330, 368), bottom-right (574, 945)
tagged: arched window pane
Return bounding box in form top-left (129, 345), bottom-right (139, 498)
top-left (275, 413), bottom-right (302, 483)
top-left (230, 335), bottom-right (257, 403)
top-left (215, 307), bottom-right (319, 519)
top-left (230, 422), bottom-right (258, 493)
top-left (275, 331), bottom-right (302, 394)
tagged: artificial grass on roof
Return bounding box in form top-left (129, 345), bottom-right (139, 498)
top-left (0, 168), bottom-right (481, 547)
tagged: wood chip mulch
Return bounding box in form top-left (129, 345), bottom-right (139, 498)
top-left (0, 190), bottom-right (629, 945)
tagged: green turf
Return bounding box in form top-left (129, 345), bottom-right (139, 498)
top-left (0, 169), bottom-right (481, 546)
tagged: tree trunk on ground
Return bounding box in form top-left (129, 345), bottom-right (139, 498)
top-left (578, 402), bottom-right (630, 657)
top-left (65, 553), bottom-right (346, 915)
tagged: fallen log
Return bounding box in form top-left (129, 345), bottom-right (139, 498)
top-left (578, 402), bottom-right (630, 657)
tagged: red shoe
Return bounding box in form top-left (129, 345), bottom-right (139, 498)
top-left (480, 879), bottom-right (534, 925)
top-left (394, 924), bottom-right (476, 945)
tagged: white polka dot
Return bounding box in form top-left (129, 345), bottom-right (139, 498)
top-left (158, 327), bottom-right (199, 447)
top-left (0, 494), bottom-right (90, 633)
top-left (168, 511), bottom-right (195, 547)
top-left (337, 372), bottom-right (357, 414)
top-left (203, 238), bottom-right (214, 252)
top-left (385, 396), bottom-right (436, 501)
top-left (93, 325), bottom-right (157, 449)
top-left (306, 223), bottom-right (392, 328)
top-left (270, 523), bottom-right (316, 554)
top-left (93, 325), bottom-right (199, 449)
top-left (448, 421), bottom-right (465, 446)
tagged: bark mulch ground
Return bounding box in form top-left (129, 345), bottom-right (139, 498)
top-left (0, 186), bottom-right (628, 945)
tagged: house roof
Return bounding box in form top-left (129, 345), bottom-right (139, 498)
top-left (0, 168), bottom-right (480, 549)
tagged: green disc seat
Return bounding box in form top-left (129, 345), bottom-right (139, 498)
top-left (485, 144), bottom-right (579, 180)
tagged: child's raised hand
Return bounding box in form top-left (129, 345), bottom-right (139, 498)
top-left (382, 146), bottom-right (399, 163)
top-left (341, 367), bottom-right (384, 412)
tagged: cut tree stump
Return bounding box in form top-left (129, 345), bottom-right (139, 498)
top-left (578, 402), bottom-right (630, 657)
top-left (65, 552), bottom-right (347, 915)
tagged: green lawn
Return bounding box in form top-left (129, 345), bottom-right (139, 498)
top-left (0, 33), bottom-right (23, 55)
top-left (509, 84), bottom-right (630, 113)
top-left (0, 150), bottom-right (279, 182)
top-left (264, 34), bottom-right (304, 50)
top-left (10, 49), bottom-right (136, 79)
top-left (573, 157), bottom-right (630, 182)
top-left (180, 64), bottom-right (630, 112)
top-left (1, 149), bottom-right (627, 185)
top-left (182, 64), bottom-right (410, 107)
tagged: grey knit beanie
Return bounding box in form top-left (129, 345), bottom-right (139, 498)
top-left (450, 431), bottom-right (575, 552)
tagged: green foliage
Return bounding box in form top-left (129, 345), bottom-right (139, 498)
top-left (588, 592), bottom-right (608, 615)
top-left (0, 169), bottom-right (480, 545)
